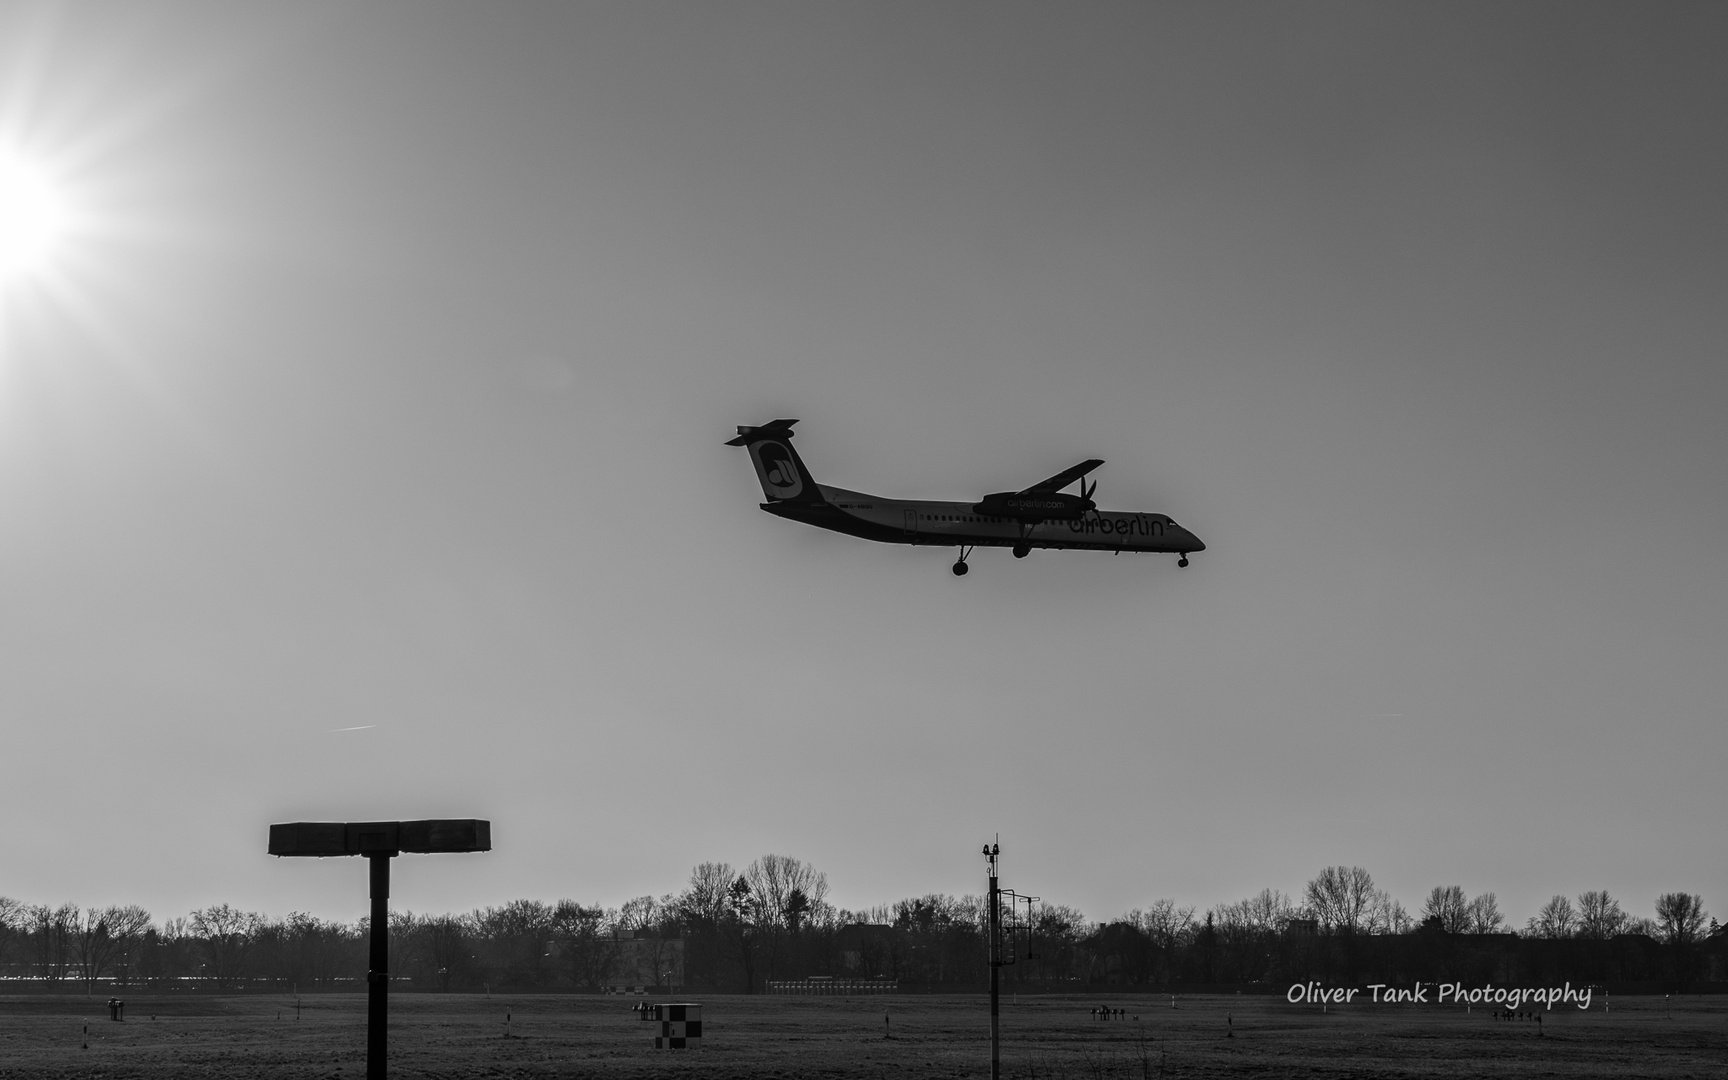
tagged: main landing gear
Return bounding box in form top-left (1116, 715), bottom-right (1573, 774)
top-left (952, 546), bottom-right (973, 576)
top-left (1178, 553), bottom-right (1190, 568)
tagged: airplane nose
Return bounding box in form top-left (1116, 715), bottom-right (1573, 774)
top-left (1181, 529), bottom-right (1205, 552)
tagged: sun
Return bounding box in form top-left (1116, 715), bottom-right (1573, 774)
top-left (0, 149), bottom-right (70, 283)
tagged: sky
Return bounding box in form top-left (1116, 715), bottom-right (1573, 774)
top-left (0, 1), bottom-right (1723, 932)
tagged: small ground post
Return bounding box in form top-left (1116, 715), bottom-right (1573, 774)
top-left (269, 819), bottom-right (490, 1080)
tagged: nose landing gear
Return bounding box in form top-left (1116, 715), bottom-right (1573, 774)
top-left (1178, 553), bottom-right (1190, 568)
top-left (953, 546), bottom-right (974, 576)
top-left (1012, 543), bottom-right (1030, 559)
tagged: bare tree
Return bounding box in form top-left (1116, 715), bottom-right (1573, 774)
top-left (744, 855), bottom-right (831, 927)
top-left (27, 903), bottom-right (78, 983)
top-left (614, 894), bottom-right (682, 988)
top-left (144, 916), bottom-right (194, 986)
top-left (1304, 867), bottom-right (1377, 934)
top-left (191, 905), bottom-right (264, 989)
top-left (476, 899), bottom-right (556, 990)
top-left (107, 906), bottom-right (153, 987)
top-left (1421, 886), bottom-right (1469, 933)
top-left (417, 913), bottom-right (476, 992)
top-left (1525, 895), bottom-right (1577, 938)
top-left (1244, 889), bottom-right (1295, 932)
top-left (71, 905), bottom-right (153, 993)
top-left (680, 863), bottom-right (735, 925)
top-left (638, 909), bottom-right (685, 990)
top-left (549, 900), bottom-right (616, 990)
top-left (1123, 899), bottom-right (1194, 983)
top-left (676, 862), bottom-right (735, 987)
top-left (72, 907), bottom-right (114, 993)
top-left (1210, 890), bottom-right (1289, 982)
top-left (741, 854), bottom-right (831, 982)
top-left (1367, 890), bottom-right (1412, 935)
top-left (0, 897), bottom-right (23, 974)
top-left (1030, 904), bottom-right (1090, 983)
top-left (1576, 890), bottom-right (1627, 939)
top-left (618, 896), bottom-right (660, 935)
top-left (1654, 893), bottom-right (1707, 949)
top-left (1127, 899), bottom-right (1195, 950)
top-left (1465, 892), bottom-right (1504, 934)
top-left (890, 894), bottom-right (972, 982)
top-left (270, 911), bottom-right (359, 991)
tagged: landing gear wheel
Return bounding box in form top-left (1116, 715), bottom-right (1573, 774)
top-left (952, 560), bottom-right (969, 576)
top-left (1012, 543), bottom-right (1030, 559)
top-left (1178, 554), bottom-right (1190, 568)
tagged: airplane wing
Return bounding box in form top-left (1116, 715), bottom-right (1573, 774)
top-left (1017, 458), bottom-right (1104, 495)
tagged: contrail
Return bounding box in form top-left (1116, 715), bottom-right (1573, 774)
top-left (330, 725), bottom-right (377, 732)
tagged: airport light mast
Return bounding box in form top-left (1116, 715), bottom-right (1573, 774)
top-left (983, 840), bottom-right (1039, 1080)
top-left (270, 819), bottom-right (490, 1080)
top-left (985, 841), bottom-right (1001, 1080)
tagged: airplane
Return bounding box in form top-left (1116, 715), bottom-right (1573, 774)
top-left (727, 419), bottom-right (1204, 576)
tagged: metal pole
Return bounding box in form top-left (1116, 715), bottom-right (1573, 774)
top-left (987, 843), bottom-right (1000, 1080)
top-left (367, 853), bottom-right (392, 1080)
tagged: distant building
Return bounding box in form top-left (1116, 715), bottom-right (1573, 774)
top-left (1284, 918), bottom-right (1319, 937)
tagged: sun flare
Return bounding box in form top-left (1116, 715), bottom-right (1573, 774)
top-left (0, 149), bottom-right (70, 283)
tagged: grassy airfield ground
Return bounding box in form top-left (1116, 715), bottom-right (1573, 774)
top-left (1, 992), bottom-right (1724, 1079)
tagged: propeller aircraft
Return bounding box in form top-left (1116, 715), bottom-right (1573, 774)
top-left (727, 419), bottom-right (1204, 575)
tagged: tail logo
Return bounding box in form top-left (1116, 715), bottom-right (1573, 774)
top-left (749, 441), bottom-right (803, 499)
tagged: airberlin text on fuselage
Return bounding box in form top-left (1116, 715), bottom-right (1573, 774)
top-left (1286, 982), bottom-right (1594, 1010)
top-left (1067, 515), bottom-right (1163, 536)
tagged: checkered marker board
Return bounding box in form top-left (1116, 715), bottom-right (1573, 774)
top-left (640, 1003), bottom-right (702, 1049)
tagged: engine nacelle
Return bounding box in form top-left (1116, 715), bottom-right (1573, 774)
top-left (972, 491), bottom-right (1095, 522)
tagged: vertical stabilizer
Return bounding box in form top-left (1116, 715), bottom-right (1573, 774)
top-left (726, 419), bottom-right (826, 505)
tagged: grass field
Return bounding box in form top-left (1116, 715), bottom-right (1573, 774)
top-left (2, 992), bottom-right (1724, 1079)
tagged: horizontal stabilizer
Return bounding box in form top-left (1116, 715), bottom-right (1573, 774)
top-left (1019, 458), bottom-right (1104, 495)
top-left (725, 418), bottom-right (799, 446)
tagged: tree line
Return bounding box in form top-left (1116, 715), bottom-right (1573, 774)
top-left (1, 860), bottom-right (1719, 994)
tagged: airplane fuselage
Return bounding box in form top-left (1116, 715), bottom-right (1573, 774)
top-left (766, 485), bottom-right (1204, 555)
top-left (727, 418), bottom-right (1205, 572)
